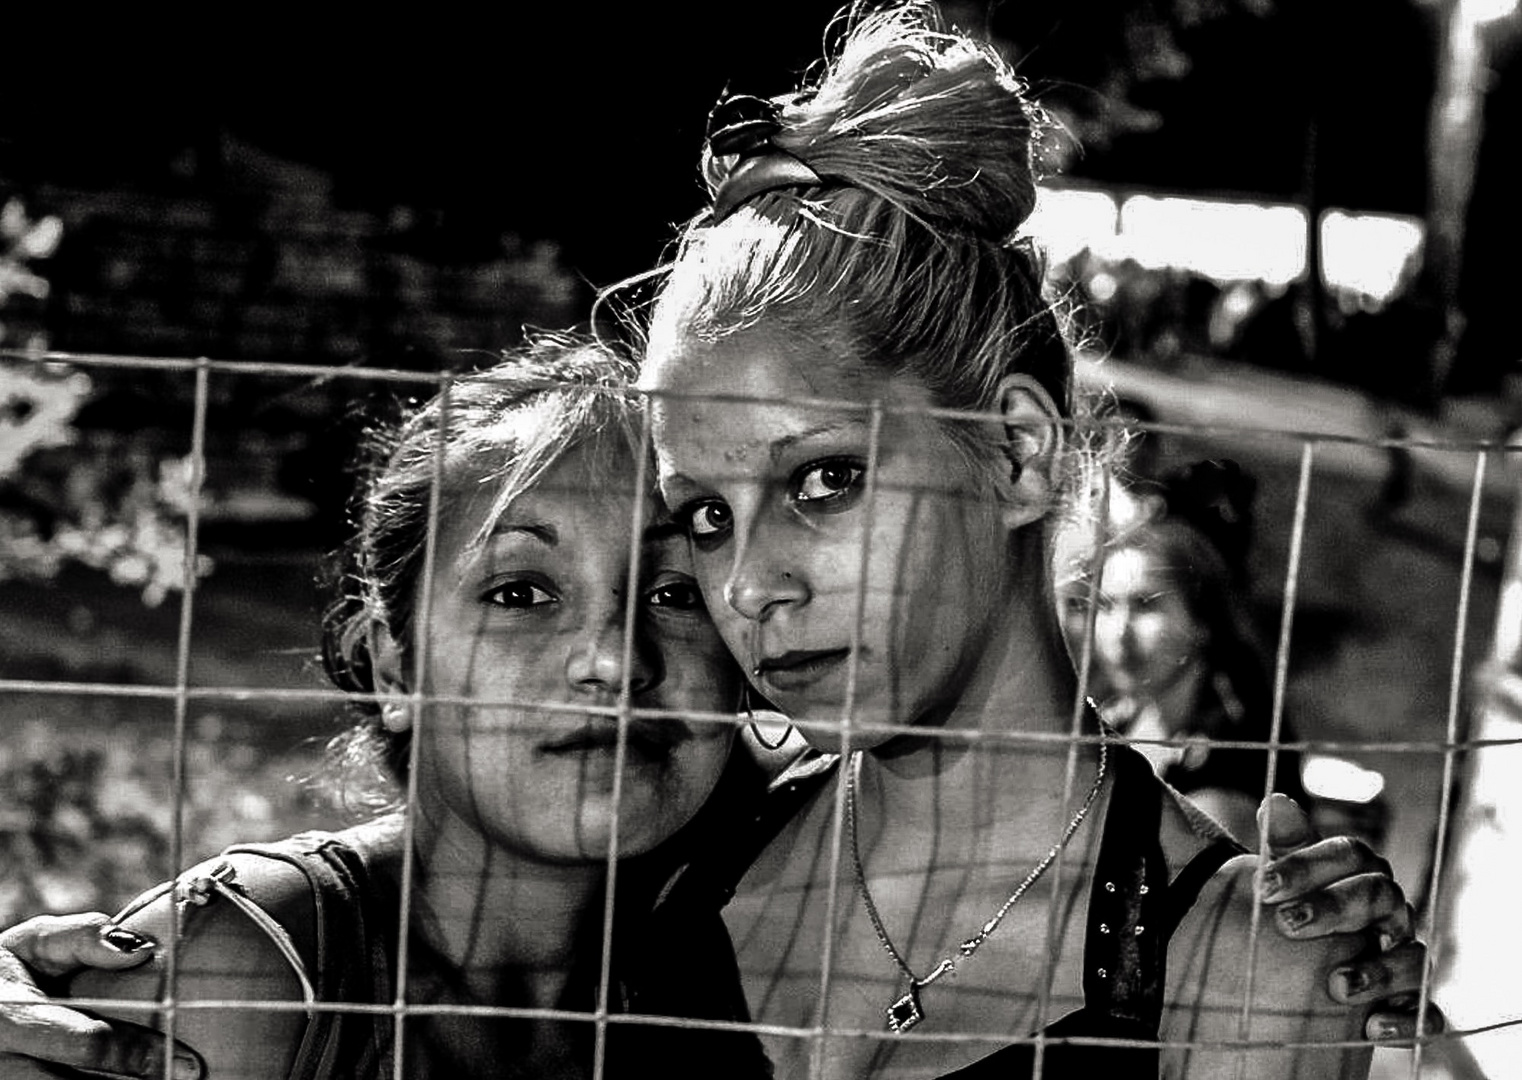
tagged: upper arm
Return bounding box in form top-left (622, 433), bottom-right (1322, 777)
top-left (1162, 855), bottom-right (1371, 1080)
top-left (67, 856), bottom-right (313, 1080)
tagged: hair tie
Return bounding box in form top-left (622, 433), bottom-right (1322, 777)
top-left (707, 93), bottom-right (823, 225)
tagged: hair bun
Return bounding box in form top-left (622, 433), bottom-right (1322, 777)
top-left (767, 2), bottom-right (1047, 242)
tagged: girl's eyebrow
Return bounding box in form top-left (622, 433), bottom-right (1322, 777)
top-left (768, 420), bottom-right (859, 463)
top-left (487, 520), bottom-right (558, 546)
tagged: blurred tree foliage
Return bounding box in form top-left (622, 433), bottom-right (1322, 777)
top-left (3, 197), bottom-right (208, 604)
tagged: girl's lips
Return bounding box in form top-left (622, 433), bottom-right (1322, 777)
top-left (755, 648), bottom-right (852, 692)
top-left (539, 722), bottom-right (685, 764)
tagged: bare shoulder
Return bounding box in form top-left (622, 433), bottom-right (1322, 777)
top-left (1162, 853), bottom-right (1371, 1080)
top-left (69, 851), bottom-right (316, 1080)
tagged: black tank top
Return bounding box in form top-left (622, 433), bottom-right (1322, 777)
top-left (637, 742), bottom-right (1244, 1079)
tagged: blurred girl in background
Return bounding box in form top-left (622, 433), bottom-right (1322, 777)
top-left (1056, 459), bottom-right (1311, 846)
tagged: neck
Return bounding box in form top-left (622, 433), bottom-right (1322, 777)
top-left (402, 799), bottom-right (605, 1008)
top-left (867, 528), bottom-right (1102, 836)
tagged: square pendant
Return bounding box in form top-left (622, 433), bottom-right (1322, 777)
top-left (886, 987), bottom-right (924, 1033)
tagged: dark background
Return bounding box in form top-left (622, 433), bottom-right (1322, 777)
top-left (3, 1), bottom-right (1442, 285)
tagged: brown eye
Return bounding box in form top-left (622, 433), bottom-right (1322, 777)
top-left (795, 459), bottom-right (864, 503)
top-left (646, 579), bottom-right (704, 612)
top-left (484, 582), bottom-right (556, 608)
top-left (687, 500), bottom-right (732, 538)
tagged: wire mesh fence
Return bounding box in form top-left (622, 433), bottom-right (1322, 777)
top-left (2, 346), bottom-right (1519, 1079)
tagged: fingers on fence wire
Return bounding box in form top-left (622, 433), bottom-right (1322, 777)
top-left (1256, 795), bottom-right (1408, 936)
top-left (1329, 940), bottom-right (1431, 1006)
top-left (0, 914), bottom-right (155, 982)
top-left (1269, 874), bottom-right (1410, 940)
top-left (1258, 791), bottom-right (1319, 857)
top-left (1363, 996), bottom-right (1448, 1045)
top-left (1258, 834), bottom-right (1395, 904)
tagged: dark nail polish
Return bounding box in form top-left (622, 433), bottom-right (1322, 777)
top-left (1278, 901), bottom-right (1313, 931)
top-left (1258, 868), bottom-right (1283, 901)
top-left (102, 926), bottom-right (154, 952)
top-left (1337, 966), bottom-right (1369, 996)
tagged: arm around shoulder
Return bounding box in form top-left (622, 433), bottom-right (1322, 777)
top-left (68, 853), bottom-right (315, 1080)
top-left (1162, 854), bottom-right (1372, 1080)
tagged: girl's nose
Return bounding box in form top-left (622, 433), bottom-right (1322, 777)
top-left (724, 563), bottom-right (810, 622)
top-left (1093, 606), bottom-right (1128, 661)
top-left (565, 618), bottom-right (662, 697)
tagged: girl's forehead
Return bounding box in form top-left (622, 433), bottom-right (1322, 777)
top-left (1101, 546), bottom-right (1178, 590)
top-left (645, 320), bottom-right (880, 395)
top-left (441, 447), bottom-right (651, 547)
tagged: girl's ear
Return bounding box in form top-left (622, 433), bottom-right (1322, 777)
top-left (995, 373), bottom-right (1065, 531)
top-left (370, 622), bottom-right (413, 733)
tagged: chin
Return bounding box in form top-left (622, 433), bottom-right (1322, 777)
top-left (783, 705), bottom-right (917, 755)
top-left (570, 796), bottom-right (677, 858)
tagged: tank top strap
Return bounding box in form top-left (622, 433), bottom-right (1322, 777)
top-left (220, 831), bottom-right (397, 1080)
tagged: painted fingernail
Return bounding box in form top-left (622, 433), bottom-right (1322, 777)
top-left (1334, 966), bottom-right (1369, 997)
top-left (1258, 868), bottom-right (1283, 901)
top-left (1277, 901), bottom-right (1313, 931)
top-left (101, 926), bottom-right (154, 952)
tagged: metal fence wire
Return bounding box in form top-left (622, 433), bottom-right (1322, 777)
top-left (3, 349), bottom-right (1520, 1080)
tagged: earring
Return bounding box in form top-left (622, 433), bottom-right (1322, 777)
top-left (742, 684), bottom-right (794, 752)
top-left (381, 700), bottom-right (411, 732)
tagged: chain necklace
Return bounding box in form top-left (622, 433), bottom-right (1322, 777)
top-left (845, 739), bottom-right (1109, 1033)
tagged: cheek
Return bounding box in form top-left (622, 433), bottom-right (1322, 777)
top-left (674, 731), bottom-right (737, 803)
top-left (663, 634), bottom-right (745, 711)
top-left (422, 614), bottom-right (554, 700)
top-left (872, 491), bottom-right (999, 617)
top-left (1131, 615), bottom-right (1201, 669)
top-left (1134, 614), bottom-right (1179, 654)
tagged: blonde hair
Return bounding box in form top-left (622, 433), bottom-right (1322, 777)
top-left (640, 1), bottom-right (1072, 455)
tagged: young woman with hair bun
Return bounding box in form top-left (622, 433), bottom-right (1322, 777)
top-left (634, 4), bottom-right (1420, 1076)
top-left (1055, 460), bottom-right (1314, 848)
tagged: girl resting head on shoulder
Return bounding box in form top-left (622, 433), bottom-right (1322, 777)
top-left (46, 336), bottom-right (745, 1080)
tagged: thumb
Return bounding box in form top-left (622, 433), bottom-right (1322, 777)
top-left (1258, 792), bottom-right (1320, 859)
